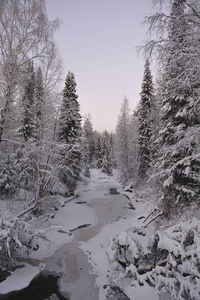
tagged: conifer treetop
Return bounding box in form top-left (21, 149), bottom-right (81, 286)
top-left (63, 71), bottom-right (78, 101)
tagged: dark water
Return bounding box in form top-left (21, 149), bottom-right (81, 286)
top-left (0, 271), bottom-right (68, 300)
top-left (109, 188), bottom-right (120, 195)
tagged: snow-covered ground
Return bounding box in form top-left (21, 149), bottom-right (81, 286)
top-left (1, 169), bottom-right (200, 299)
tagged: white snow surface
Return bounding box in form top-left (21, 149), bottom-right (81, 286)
top-left (1, 169), bottom-right (200, 299)
top-left (0, 169), bottom-right (159, 298)
top-left (29, 199), bottom-right (97, 261)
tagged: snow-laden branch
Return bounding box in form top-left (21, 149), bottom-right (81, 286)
top-left (0, 215), bottom-right (71, 265)
top-left (32, 225), bottom-right (71, 237)
top-left (107, 218), bottom-right (200, 300)
top-left (143, 210), bottom-right (163, 228)
top-left (1, 138), bottom-right (24, 145)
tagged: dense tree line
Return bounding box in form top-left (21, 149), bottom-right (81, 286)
top-left (1, 0), bottom-right (199, 217)
top-left (82, 114), bottom-right (115, 176)
top-left (0, 0), bottom-right (82, 206)
top-left (115, 0), bottom-right (200, 216)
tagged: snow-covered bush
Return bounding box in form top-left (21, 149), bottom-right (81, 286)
top-left (0, 214), bottom-right (70, 269)
top-left (107, 232), bottom-right (141, 270)
top-left (33, 196), bottom-right (60, 218)
top-left (0, 218), bottom-right (34, 268)
top-left (107, 219), bottom-right (200, 300)
top-left (0, 155), bottom-right (19, 195)
top-left (14, 142), bottom-right (38, 191)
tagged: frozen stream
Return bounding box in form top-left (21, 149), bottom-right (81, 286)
top-left (45, 187), bottom-right (129, 299)
top-left (0, 176), bottom-right (130, 300)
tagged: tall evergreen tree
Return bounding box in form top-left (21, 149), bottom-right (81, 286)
top-left (34, 66), bottom-right (45, 139)
top-left (100, 130), bottom-right (113, 176)
top-left (59, 71), bottom-right (82, 144)
top-left (82, 115), bottom-right (95, 166)
top-left (21, 61), bottom-right (36, 141)
top-left (156, 0), bottom-right (200, 207)
top-left (130, 111), bottom-right (139, 176)
top-left (138, 60), bottom-right (155, 178)
top-left (95, 133), bottom-right (103, 167)
top-left (58, 71), bottom-right (82, 194)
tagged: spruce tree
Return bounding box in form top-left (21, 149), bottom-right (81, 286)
top-left (156, 0), bottom-right (200, 207)
top-left (100, 130), bottom-right (113, 176)
top-left (58, 71), bottom-right (82, 194)
top-left (21, 61), bottom-right (36, 141)
top-left (59, 71), bottom-right (82, 144)
top-left (34, 66), bottom-right (45, 139)
top-left (130, 111), bottom-right (139, 177)
top-left (95, 134), bottom-right (103, 168)
top-left (138, 60), bottom-right (155, 178)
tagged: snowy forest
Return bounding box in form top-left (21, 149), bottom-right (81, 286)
top-left (1, 0), bottom-right (200, 299)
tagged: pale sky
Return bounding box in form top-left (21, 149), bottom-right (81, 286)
top-left (46, 0), bottom-right (153, 132)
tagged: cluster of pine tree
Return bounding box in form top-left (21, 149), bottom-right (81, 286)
top-left (82, 115), bottom-right (115, 177)
top-left (0, 1), bottom-right (81, 210)
top-left (115, 0), bottom-right (200, 216)
top-left (115, 59), bottom-right (156, 183)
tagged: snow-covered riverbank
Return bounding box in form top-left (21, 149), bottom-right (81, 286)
top-left (1, 169), bottom-right (200, 300)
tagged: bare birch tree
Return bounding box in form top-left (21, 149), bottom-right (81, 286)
top-left (0, 0), bottom-right (59, 142)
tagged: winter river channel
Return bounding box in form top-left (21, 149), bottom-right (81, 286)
top-left (47, 188), bottom-right (129, 300)
top-left (1, 173), bottom-right (130, 300)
